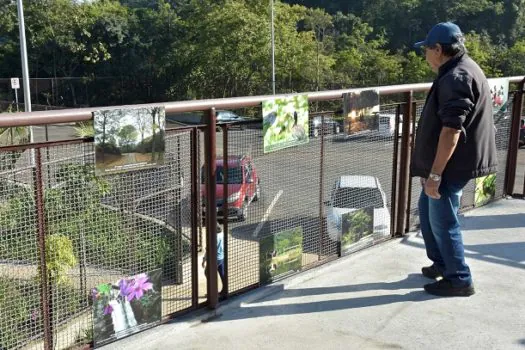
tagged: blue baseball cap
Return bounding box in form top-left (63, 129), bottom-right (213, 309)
top-left (414, 22), bottom-right (463, 48)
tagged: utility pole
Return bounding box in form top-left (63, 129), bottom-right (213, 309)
top-left (16, 0), bottom-right (34, 138)
top-left (16, 0), bottom-right (35, 161)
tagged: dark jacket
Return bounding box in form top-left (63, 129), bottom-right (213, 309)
top-left (410, 53), bottom-right (498, 181)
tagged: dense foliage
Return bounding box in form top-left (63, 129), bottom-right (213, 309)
top-left (0, 0), bottom-right (524, 107)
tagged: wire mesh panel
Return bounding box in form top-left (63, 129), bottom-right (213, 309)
top-left (494, 95), bottom-right (513, 199)
top-left (324, 106), bottom-right (395, 255)
top-left (218, 117), bottom-right (327, 293)
top-left (0, 128), bottom-right (198, 350)
top-left (0, 149), bottom-right (44, 350)
top-left (407, 102), bottom-right (424, 231)
top-left (409, 96), bottom-right (514, 229)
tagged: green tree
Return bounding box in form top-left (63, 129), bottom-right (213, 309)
top-left (118, 124), bottom-right (138, 149)
top-left (498, 40), bottom-right (525, 76)
top-left (464, 32), bottom-right (502, 77)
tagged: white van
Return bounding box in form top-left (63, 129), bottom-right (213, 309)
top-left (378, 113), bottom-right (413, 137)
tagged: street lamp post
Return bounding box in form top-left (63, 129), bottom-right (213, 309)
top-left (16, 0), bottom-right (36, 167)
top-left (16, 0), bottom-right (34, 145)
top-left (271, 0), bottom-right (275, 95)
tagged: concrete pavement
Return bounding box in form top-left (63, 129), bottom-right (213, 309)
top-left (102, 198), bottom-right (525, 350)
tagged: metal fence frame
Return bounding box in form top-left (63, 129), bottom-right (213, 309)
top-left (0, 77), bottom-right (523, 350)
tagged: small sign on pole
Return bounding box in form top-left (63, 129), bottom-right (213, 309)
top-left (10, 77), bottom-right (20, 90)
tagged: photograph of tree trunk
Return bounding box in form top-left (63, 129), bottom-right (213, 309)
top-left (343, 90), bottom-right (380, 135)
top-left (94, 107), bottom-right (166, 176)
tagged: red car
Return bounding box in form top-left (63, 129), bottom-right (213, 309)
top-left (201, 155), bottom-right (260, 221)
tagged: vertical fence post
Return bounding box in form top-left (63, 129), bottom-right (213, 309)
top-left (504, 79), bottom-right (525, 196)
top-left (318, 113), bottom-right (325, 260)
top-left (205, 108), bottom-right (218, 309)
top-left (405, 101), bottom-right (418, 231)
top-left (396, 92), bottom-right (413, 236)
top-left (390, 104), bottom-right (401, 236)
top-left (34, 148), bottom-right (53, 350)
top-left (222, 124), bottom-right (229, 298)
top-left (190, 128), bottom-right (199, 308)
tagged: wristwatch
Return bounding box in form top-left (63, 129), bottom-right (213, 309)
top-left (428, 173), bottom-right (442, 182)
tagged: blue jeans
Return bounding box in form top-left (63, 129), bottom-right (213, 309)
top-left (418, 179), bottom-right (472, 287)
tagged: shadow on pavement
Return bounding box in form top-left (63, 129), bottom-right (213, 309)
top-left (257, 273), bottom-right (429, 303)
top-left (461, 213), bottom-right (525, 231)
top-left (212, 285), bottom-right (432, 322)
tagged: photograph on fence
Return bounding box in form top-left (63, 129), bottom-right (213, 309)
top-left (92, 269), bottom-right (162, 347)
top-left (262, 95), bottom-right (309, 153)
top-left (341, 207), bottom-right (374, 255)
top-left (259, 227), bottom-right (303, 284)
top-left (342, 89), bottom-right (380, 136)
top-left (94, 106), bottom-right (165, 176)
top-left (487, 78), bottom-right (509, 114)
top-left (474, 174), bottom-right (496, 207)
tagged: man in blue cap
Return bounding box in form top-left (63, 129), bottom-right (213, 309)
top-left (410, 22), bottom-right (497, 297)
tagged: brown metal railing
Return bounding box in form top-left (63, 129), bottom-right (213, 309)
top-left (0, 77), bottom-right (524, 350)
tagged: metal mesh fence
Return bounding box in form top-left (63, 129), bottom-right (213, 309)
top-left (407, 96), bottom-right (514, 231)
top-left (0, 150), bottom-right (43, 350)
top-left (0, 128), bottom-right (196, 349)
top-left (0, 85), bottom-right (519, 348)
top-left (324, 106), bottom-right (395, 255)
top-left (218, 104), bottom-right (397, 291)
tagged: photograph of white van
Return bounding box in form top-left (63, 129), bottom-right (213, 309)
top-left (377, 113), bottom-right (414, 137)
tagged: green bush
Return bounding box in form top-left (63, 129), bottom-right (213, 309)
top-left (0, 277), bottom-right (88, 350)
top-left (0, 278), bottom-right (33, 349)
top-left (45, 234), bottom-right (78, 284)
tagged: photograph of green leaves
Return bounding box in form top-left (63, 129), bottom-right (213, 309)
top-left (341, 207), bottom-right (374, 255)
top-left (260, 227), bottom-right (303, 284)
top-left (262, 95), bottom-right (309, 153)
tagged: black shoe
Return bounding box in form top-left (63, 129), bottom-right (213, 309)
top-left (424, 279), bottom-right (475, 297)
top-left (421, 265), bottom-right (443, 279)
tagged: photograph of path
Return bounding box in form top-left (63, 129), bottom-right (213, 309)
top-left (94, 107), bottom-right (165, 175)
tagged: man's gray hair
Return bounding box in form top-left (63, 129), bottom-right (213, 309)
top-left (442, 34), bottom-right (467, 57)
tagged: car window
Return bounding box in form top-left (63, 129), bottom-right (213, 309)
top-left (201, 166), bottom-right (243, 184)
top-left (332, 187), bottom-right (384, 209)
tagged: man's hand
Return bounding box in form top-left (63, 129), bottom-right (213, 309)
top-left (424, 177), bottom-right (441, 199)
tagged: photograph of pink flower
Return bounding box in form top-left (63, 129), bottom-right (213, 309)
top-left (92, 269), bottom-right (162, 347)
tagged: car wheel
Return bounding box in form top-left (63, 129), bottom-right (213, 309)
top-left (313, 128), bottom-right (319, 138)
top-left (253, 184), bottom-right (261, 201)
